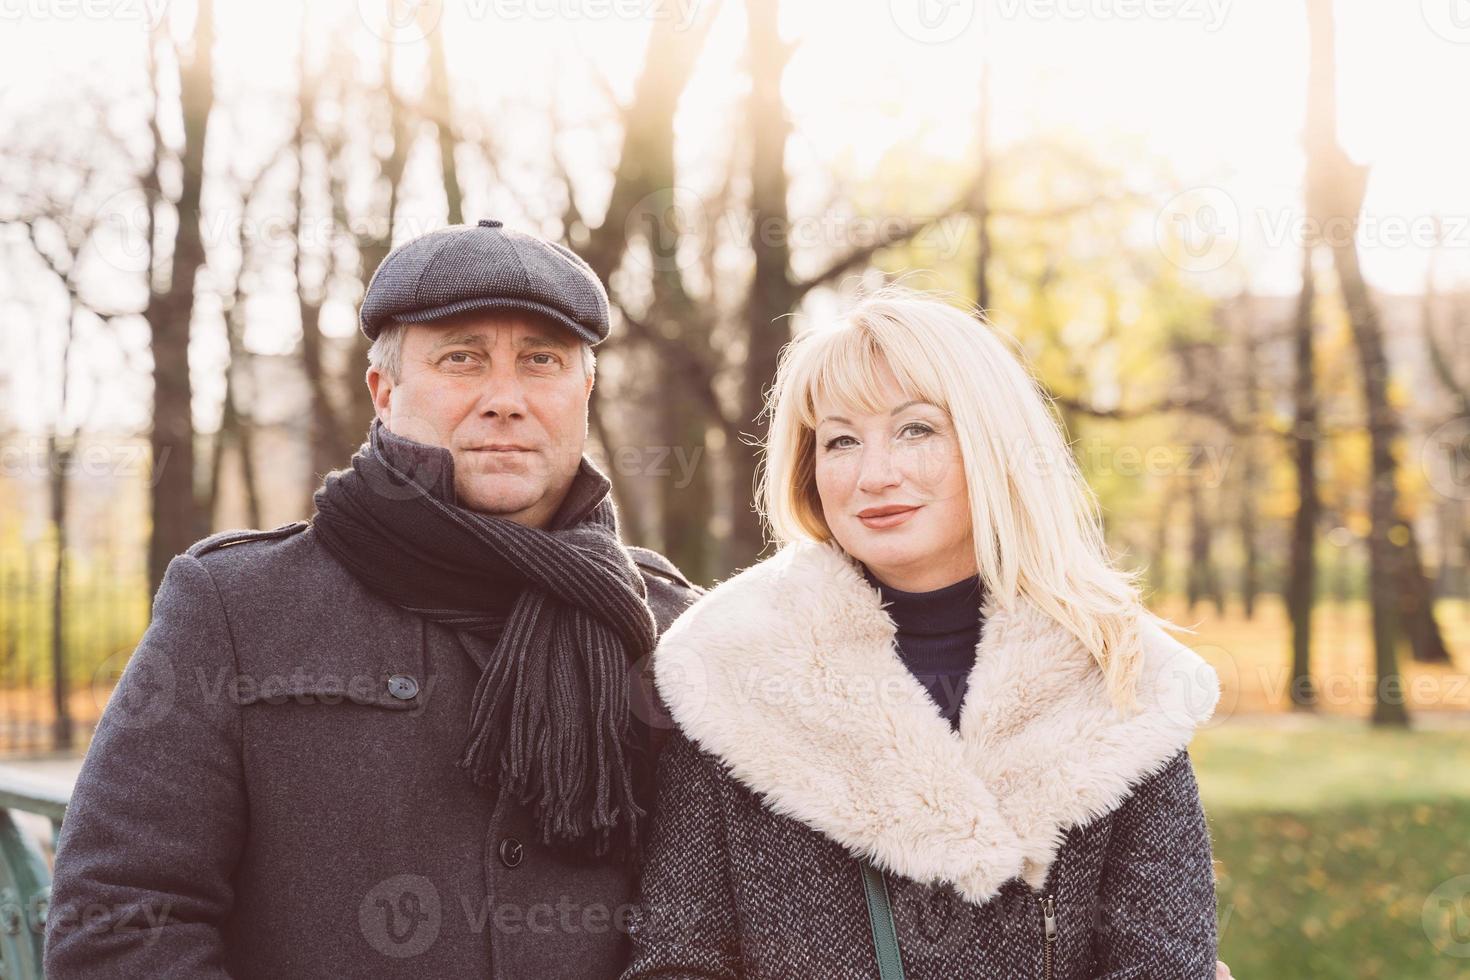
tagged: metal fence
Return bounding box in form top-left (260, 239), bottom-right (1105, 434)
top-left (0, 519), bottom-right (148, 759)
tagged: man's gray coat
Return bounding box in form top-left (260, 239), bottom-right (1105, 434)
top-left (44, 522), bottom-right (700, 979)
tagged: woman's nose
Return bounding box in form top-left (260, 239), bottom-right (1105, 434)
top-left (855, 444), bottom-right (901, 493)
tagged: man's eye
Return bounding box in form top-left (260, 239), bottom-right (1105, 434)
top-left (444, 352), bottom-right (476, 364)
top-left (527, 353), bottom-right (559, 366)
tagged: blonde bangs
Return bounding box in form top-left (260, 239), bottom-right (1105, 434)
top-left (787, 317), bottom-right (948, 433)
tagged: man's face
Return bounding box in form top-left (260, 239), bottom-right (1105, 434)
top-left (366, 312), bottom-right (594, 528)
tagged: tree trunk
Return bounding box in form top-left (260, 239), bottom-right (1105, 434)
top-left (972, 52), bottom-right (993, 313)
top-left (423, 3), bottom-right (464, 225)
top-left (237, 401), bottom-right (263, 530)
top-left (1396, 522), bottom-right (1451, 662)
top-left (1236, 295), bottom-right (1261, 620)
top-left (1148, 477), bottom-right (1179, 602)
top-left (291, 22), bottom-right (348, 496)
top-left (210, 297), bottom-right (262, 530)
top-left (575, 10), bottom-right (717, 567)
top-left (1419, 224), bottom-right (1470, 609)
top-left (653, 319), bottom-right (715, 581)
top-left (1287, 243), bottom-right (1320, 709)
top-left (1185, 475), bottom-right (1218, 614)
top-left (587, 392), bottom-right (645, 545)
top-left (145, 0), bottom-right (216, 599)
top-left (1304, 0), bottom-right (1413, 725)
top-left (1333, 234), bottom-right (1412, 724)
top-left (731, 0), bottom-right (797, 569)
top-left (205, 394), bottom-right (228, 525)
top-left (344, 33), bottom-right (414, 461)
top-left (48, 434), bottom-right (73, 751)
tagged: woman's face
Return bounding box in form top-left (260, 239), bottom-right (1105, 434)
top-left (812, 363), bottom-right (976, 592)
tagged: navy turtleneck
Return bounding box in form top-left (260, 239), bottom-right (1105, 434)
top-left (863, 566), bottom-right (985, 730)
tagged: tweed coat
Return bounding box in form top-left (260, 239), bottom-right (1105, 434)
top-left (622, 539), bottom-right (1222, 980)
top-left (44, 521), bottom-right (701, 980)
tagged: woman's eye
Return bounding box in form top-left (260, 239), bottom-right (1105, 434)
top-left (900, 423), bottom-right (934, 438)
top-left (823, 435), bottom-right (856, 451)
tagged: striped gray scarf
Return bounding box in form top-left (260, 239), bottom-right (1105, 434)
top-left (313, 420), bottom-right (658, 862)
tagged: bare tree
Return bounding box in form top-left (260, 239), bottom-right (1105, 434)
top-left (206, 149), bottom-right (283, 530)
top-left (1422, 221), bottom-right (1470, 420)
top-left (293, 22), bottom-right (349, 488)
top-left (1305, 0), bottom-right (1442, 725)
top-left (1420, 221), bottom-right (1470, 604)
top-left (9, 201), bottom-right (131, 750)
top-left (143, 1), bottom-right (217, 598)
top-left (972, 9), bottom-right (995, 313)
top-left (1286, 242), bottom-right (1321, 709)
top-left (422, 2), bottom-right (465, 226)
top-left (572, 5), bottom-right (722, 576)
top-left (1232, 293), bottom-right (1263, 619)
top-left (339, 26), bottom-right (414, 462)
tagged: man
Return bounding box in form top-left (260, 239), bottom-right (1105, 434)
top-left (45, 219), bottom-right (702, 979)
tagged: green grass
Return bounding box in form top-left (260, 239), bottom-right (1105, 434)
top-left (1195, 721), bottom-right (1470, 980)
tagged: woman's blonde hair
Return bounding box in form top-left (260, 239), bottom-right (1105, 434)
top-left (758, 284), bottom-right (1178, 713)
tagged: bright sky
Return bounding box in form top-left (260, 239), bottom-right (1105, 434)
top-left (2, 0), bottom-right (1469, 432)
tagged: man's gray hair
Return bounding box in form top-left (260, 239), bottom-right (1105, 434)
top-left (368, 320), bottom-right (595, 382)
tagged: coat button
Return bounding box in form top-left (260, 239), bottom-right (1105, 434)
top-left (498, 837), bottom-right (524, 869)
top-left (386, 674), bottom-right (419, 700)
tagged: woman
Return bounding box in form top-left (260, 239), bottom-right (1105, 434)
top-left (623, 287), bottom-right (1224, 979)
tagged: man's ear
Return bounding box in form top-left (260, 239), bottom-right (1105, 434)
top-left (366, 366), bottom-right (393, 425)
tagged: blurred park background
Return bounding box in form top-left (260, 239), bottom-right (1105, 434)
top-left (1, 0), bottom-right (1469, 976)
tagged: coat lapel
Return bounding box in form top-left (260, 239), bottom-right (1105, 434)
top-left (652, 539), bottom-right (1220, 903)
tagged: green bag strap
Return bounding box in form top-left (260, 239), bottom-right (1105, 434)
top-left (858, 859), bottom-right (906, 979)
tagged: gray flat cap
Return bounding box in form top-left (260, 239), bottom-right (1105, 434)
top-left (359, 219), bottom-right (610, 345)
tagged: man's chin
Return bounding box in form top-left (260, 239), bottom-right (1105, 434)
top-left (455, 476), bottom-right (544, 518)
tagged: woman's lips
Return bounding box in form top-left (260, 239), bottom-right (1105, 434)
top-left (858, 506), bottom-right (919, 529)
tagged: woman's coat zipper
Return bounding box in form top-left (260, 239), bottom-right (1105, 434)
top-left (1039, 893), bottom-right (1057, 980)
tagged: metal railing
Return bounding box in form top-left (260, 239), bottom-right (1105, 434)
top-left (0, 769), bottom-right (68, 979)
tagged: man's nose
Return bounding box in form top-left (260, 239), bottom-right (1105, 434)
top-left (477, 364), bottom-right (529, 418)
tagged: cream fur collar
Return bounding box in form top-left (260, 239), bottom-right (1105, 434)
top-left (652, 539), bottom-right (1220, 903)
